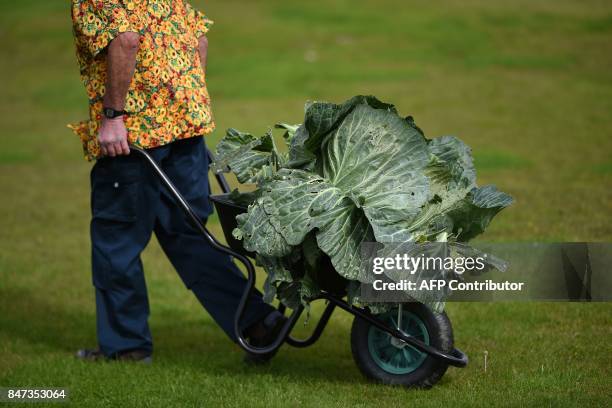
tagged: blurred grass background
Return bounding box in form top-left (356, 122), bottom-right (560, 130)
top-left (0, 0), bottom-right (611, 406)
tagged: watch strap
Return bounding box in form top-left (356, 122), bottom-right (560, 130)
top-left (103, 107), bottom-right (127, 119)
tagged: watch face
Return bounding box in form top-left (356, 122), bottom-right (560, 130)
top-left (104, 108), bottom-right (124, 118)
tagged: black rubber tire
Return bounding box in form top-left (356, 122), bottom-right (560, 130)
top-left (350, 303), bottom-right (453, 388)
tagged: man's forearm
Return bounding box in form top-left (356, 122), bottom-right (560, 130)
top-left (97, 32), bottom-right (140, 157)
top-left (103, 32), bottom-right (140, 110)
top-left (198, 35), bottom-right (208, 74)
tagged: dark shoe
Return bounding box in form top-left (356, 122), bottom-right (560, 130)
top-left (243, 311), bottom-right (287, 365)
top-left (75, 348), bottom-right (152, 364)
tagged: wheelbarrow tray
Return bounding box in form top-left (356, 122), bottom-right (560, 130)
top-left (210, 193), bottom-right (350, 295)
top-left (210, 193), bottom-right (254, 259)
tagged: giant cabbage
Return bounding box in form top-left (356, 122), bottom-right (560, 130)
top-left (213, 96), bottom-right (513, 311)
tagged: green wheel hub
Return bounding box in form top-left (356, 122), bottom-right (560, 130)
top-left (367, 310), bottom-right (430, 374)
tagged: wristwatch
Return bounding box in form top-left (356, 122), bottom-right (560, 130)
top-left (103, 107), bottom-right (127, 119)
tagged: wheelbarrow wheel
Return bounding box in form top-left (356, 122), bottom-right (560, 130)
top-left (350, 303), bottom-right (453, 388)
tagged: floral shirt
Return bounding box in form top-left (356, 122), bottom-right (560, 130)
top-left (69, 0), bottom-right (214, 160)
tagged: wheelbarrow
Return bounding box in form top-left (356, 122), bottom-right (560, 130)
top-left (131, 145), bottom-right (468, 388)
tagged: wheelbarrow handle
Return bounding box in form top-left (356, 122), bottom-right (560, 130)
top-left (129, 145), bottom-right (296, 354)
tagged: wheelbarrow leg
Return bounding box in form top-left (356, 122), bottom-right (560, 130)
top-left (285, 302), bottom-right (336, 348)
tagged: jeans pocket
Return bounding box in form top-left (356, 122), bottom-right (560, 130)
top-left (91, 158), bottom-right (141, 222)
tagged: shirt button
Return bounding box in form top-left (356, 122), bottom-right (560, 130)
top-left (113, 182), bottom-right (119, 188)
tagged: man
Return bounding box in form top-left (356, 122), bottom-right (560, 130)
top-left (69, 0), bottom-right (283, 364)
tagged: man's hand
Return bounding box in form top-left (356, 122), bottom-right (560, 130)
top-left (198, 35), bottom-right (208, 74)
top-left (98, 117), bottom-right (130, 157)
top-left (99, 31), bottom-right (139, 158)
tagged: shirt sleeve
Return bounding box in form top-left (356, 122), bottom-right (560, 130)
top-left (185, 1), bottom-right (214, 38)
top-left (71, 0), bottom-right (135, 58)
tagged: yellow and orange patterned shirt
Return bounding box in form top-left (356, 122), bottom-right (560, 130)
top-left (69, 0), bottom-right (214, 160)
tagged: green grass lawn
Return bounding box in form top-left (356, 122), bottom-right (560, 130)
top-left (1, 0), bottom-right (611, 406)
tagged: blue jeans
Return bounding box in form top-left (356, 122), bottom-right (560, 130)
top-left (90, 136), bottom-right (274, 357)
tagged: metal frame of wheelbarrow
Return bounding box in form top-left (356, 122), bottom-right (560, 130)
top-left (130, 145), bottom-right (468, 368)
